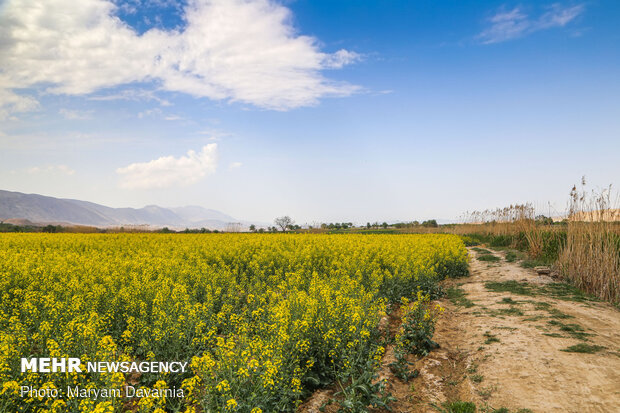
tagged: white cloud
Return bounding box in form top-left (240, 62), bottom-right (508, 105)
top-left (88, 89), bottom-right (172, 106)
top-left (116, 144), bottom-right (218, 189)
top-left (137, 108), bottom-right (163, 119)
top-left (322, 49), bottom-right (362, 69)
top-left (478, 8), bottom-right (530, 44)
top-left (0, 0), bottom-right (360, 118)
top-left (229, 161), bottom-right (243, 169)
top-left (27, 165), bottom-right (76, 175)
top-left (478, 4), bottom-right (585, 44)
top-left (135, 108), bottom-right (181, 120)
top-left (0, 89), bottom-right (39, 120)
top-left (59, 108), bottom-right (93, 119)
top-left (538, 4), bottom-right (585, 28)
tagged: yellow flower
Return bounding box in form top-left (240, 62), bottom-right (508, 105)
top-left (0, 232), bottom-right (468, 412)
top-left (216, 380), bottom-right (230, 393)
top-left (226, 398), bottom-right (238, 410)
top-left (1, 381), bottom-right (19, 396)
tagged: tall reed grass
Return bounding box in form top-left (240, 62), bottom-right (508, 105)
top-left (451, 179), bottom-right (620, 304)
top-left (557, 180), bottom-right (620, 303)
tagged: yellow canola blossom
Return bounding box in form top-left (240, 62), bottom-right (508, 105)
top-left (0, 233), bottom-right (467, 412)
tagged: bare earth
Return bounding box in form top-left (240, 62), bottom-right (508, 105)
top-left (405, 248), bottom-right (620, 412)
top-left (300, 247), bottom-right (620, 413)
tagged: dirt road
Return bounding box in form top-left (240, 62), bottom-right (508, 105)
top-left (405, 247), bottom-right (620, 412)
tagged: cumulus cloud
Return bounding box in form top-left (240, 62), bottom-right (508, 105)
top-left (229, 161), bottom-right (243, 169)
top-left (0, 0), bottom-right (360, 118)
top-left (116, 144), bottom-right (218, 189)
top-left (478, 4), bottom-right (585, 44)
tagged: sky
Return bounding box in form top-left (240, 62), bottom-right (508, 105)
top-left (1, 0), bottom-right (619, 224)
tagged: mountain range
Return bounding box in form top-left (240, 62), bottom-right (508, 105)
top-left (0, 190), bottom-right (252, 230)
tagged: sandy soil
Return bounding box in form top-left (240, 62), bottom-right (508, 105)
top-left (403, 247), bottom-right (620, 412)
top-left (299, 247), bottom-right (620, 413)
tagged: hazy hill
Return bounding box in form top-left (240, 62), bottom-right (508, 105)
top-left (170, 206), bottom-right (236, 224)
top-left (0, 190), bottom-right (241, 229)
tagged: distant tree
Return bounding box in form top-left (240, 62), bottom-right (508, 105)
top-left (382, 222), bottom-right (388, 229)
top-left (275, 216), bottom-right (294, 232)
top-left (366, 222), bottom-right (371, 229)
top-left (249, 224), bottom-right (256, 232)
top-left (258, 227), bottom-right (265, 233)
top-left (421, 219), bottom-right (438, 228)
top-left (535, 215), bottom-right (554, 225)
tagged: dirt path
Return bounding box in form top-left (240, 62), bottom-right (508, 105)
top-left (407, 247), bottom-right (620, 412)
top-left (300, 247), bottom-right (620, 412)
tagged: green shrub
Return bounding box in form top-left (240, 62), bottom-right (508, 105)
top-left (477, 254), bottom-right (500, 262)
top-left (505, 251), bottom-right (518, 262)
top-left (460, 236), bottom-right (479, 247)
top-left (489, 234), bottom-right (514, 248)
top-left (442, 401), bottom-right (476, 413)
top-left (539, 230), bottom-right (566, 262)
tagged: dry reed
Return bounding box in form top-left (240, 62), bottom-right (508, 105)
top-left (557, 179), bottom-right (620, 303)
top-left (450, 179), bottom-right (620, 304)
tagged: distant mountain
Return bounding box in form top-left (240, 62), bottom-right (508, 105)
top-left (0, 190), bottom-right (244, 229)
top-left (170, 206), bottom-right (236, 224)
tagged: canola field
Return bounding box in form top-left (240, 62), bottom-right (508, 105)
top-left (0, 233), bottom-right (468, 412)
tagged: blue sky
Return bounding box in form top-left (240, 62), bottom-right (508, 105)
top-left (1, 0), bottom-right (619, 224)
